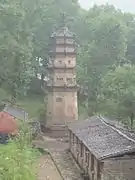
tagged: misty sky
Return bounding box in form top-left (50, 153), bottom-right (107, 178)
top-left (79, 0), bottom-right (135, 13)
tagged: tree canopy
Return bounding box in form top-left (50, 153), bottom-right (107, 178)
top-left (101, 64), bottom-right (135, 127)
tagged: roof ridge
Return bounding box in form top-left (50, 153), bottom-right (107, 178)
top-left (4, 105), bottom-right (26, 112)
top-left (98, 115), bottom-right (135, 143)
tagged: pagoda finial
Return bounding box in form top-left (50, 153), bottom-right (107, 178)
top-left (60, 12), bottom-right (66, 28)
top-left (51, 12), bottom-right (75, 38)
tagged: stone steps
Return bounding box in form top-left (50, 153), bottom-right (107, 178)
top-left (43, 125), bottom-right (69, 140)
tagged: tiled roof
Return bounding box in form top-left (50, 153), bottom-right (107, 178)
top-left (51, 26), bottom-right (74, 38)
top-left (68, 116), bottom-right (135, 160)
top-left (4, 105), bottom-right (28, 121)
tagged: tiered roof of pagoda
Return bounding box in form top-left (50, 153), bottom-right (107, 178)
top-left (51, 26), bottom-right (75, 38)
top-left (49, 26), bottom-right (76, 56)
top-left (47, 26), bottom-right (77, 92)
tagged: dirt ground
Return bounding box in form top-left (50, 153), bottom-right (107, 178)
top-left (37, 155), bottom-right (62, 180)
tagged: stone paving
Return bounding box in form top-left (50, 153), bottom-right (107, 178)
top-left (50, 150), bottom-right (83, 180)
top-left (33, 137), bottom-right (83, 180)
top-left (37, 155), bottom-right (63, 180)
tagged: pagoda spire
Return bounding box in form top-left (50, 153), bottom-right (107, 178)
top-left (60, 12), bottom-right (66, 28)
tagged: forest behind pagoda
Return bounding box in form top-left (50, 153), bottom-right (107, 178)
top-left (0, 0), bottom-right (135, 126)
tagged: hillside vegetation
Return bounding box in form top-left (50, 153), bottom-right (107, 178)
top-left (0, 1), bottom-right (135, 125)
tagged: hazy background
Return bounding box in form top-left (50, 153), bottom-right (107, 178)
top-left (79, 0), bottom-right (135, 13)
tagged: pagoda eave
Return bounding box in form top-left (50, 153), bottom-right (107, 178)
top-left (54, 43), bottom-right (76, 47)
top-left (50, 35), bottom-right (75, 39)
top-left (49, 52), bottom-right (77, 55)
top-left (46, 85), bottom-right (77, 88)
top-left (47, 66), bottom-right (75, 70)
top-left (46, 86), bottom-right (78, 92)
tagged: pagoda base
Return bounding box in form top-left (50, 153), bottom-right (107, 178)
top-left (43, 123), bottom-right (69, 140)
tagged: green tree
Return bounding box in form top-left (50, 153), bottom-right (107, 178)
top-left (101, 64), bottom-right (135, 128)
top-left (0, 0), bottom-right (35, 102)
top-left (0, 0), bottom-right (81, 102)
top-left (77, 5), bottom-right (127, 115)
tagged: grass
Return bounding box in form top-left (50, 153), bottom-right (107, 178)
top-left (0, 88), bottom-right (45, 118)
top-left (17, 95), bottom-right (45, 118)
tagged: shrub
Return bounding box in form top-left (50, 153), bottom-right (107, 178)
top-left (0, 122), bottom-right (40, 180)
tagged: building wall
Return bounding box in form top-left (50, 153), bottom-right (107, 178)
top-left (69, 131), bottom-right (102, 180)
top-left (53, 70), bottom-right (76, 87)
top-left (49, 55), bottom-right (76, 68)
top-left (69, 131), bottom-right (135, 180)
top-left (102, 157), bottom-right (135, 180)
top-left (46, 91), bottom-right (78, 126)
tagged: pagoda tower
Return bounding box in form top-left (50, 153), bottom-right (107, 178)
top-left (46, 26), bottom-right (78, 127)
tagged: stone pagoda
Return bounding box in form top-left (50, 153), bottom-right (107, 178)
top-left (46, 26), bottom-right (78, 128)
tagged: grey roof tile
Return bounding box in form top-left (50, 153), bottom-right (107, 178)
top-left (68, 116), bottom-right (135, 160)
top-left (4, 105), bottom-right (28, 121)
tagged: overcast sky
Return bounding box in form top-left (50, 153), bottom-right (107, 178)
top-left (79, 0), bottom-right (135, 13)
